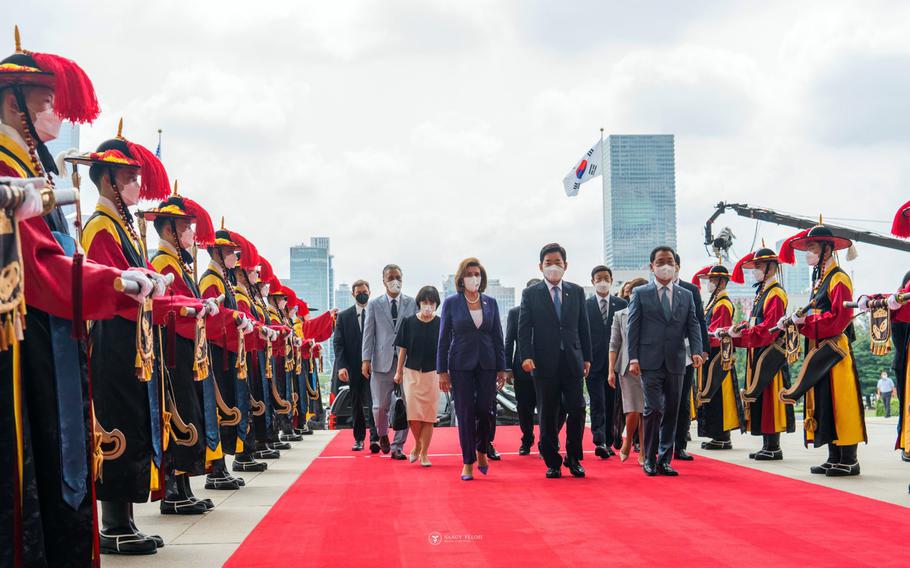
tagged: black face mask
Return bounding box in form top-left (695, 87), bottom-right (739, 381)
top-left (355, 292), bottom-right (369, 305)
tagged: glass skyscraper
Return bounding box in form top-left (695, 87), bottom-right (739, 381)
top-left (289, 237), bottom-right (335, 314)
top-left (602, 135), bottom-right (677, 280)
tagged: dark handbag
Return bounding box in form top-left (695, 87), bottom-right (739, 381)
top-left (391, 384), bottom-right (408, 431)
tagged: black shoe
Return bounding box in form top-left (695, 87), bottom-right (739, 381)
top-left (754, 449), bottom-right (783, 461)
top-left (674, 449), bottom-right (694, 461)
top-left (269, 441), bottom-right (292, 451)
top-left (379, 435), bottom-right (391, 454)
top-left (192, 498), bottom-right (215, 510)
top-left (139, 533), bottom-right (164, 548)
top-left (633, 442), bottom-right (641, 453)
top-left (253, 448), bottom-right (281, 459)
top-left (204, 475), bottom-right (241, 491)
top-left (369, 440), bottom-right (381, 454)
top-left (293, 428), bottom-right (306, 436)
top-left (230, 474), bottom-right (246, 487)
top-left (159, 499), bottom-right (208, 515)
top-left (825, 462), bottom-right (860, 477)
top-left (642, 460), bottom-right (657, 476)
top-left (546, 467), bottom-right (562, 479)
top-left (902, 451), bottom-right (910, 463)
top-left (232, 457), bottom-right (267, 472)
top-left (518, 445), bottom-right (531, 456)
top-left (594, 444), bottom-right (609, 459)
top-left (657, 463), bottom-right (679, 476)
top-left (487, 444), bottom-right (501, 461)
top-left (301, 428), bottom-right (314, 436)
top-left (565, 458), bottom-right (585, 478)
top-left (99, 531), bottom-right (158, 555)
top-left (390, 449), bottom-right (406, 460)
top-left (352, 441), bottom-right (364, 451)
top-left (810, 462), bottom-right (833, 475)
top-left (280, 433), bottom-right (303, 442)
top-left (700, 440), bottom-right (732, 450)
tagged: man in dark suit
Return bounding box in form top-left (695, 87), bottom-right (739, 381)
top-left (519, 243), bottom-right (592, 479)
top-left (334, 280), bottom-right (378, 452)
top-left (586, 265), bottom-right (628, 458)
top-left (505, 278), bottom-right (542, 455)
top-left (628, 246), bottom-right (704, 477)
top-left (673, 254), bottom-right (710, 461)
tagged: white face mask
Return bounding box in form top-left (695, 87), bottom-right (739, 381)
top-left (805, 251), bottom-right (820, 267)
top-left (119, 180), bottom-right (141, 206)
top-left (278, 299), bottom-right (287, 310)
top-left (386, 279), bottom-right (402, 294)
top-left (464, 276), bottom-right (481, 292)
top-left (751, 268), bottom-right (766, 283)
top-left (705, 281), bottom-right (717, 293)
top-left (653, 264), bottom-right (676, 282)
top-left (248, 269), bottom-right (260, 285)
top-left (224, 252), bottom-right (238, 269)
top-left (178, 226), bottom-right (195, 249)
top-left (261, 284), bottom-right (271, 297)
top-left (594, 281), bottom-right (611, 295)
top-left (33, 108), bottom-right (62, 142)
top-left (419, 303), bottom-right (436, 316)
top-left (542, 265), bottom-right (565, 283)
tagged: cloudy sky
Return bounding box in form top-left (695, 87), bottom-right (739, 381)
top-left (14, 1), bottom-right (910, 298)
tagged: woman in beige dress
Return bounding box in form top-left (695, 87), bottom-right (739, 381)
top-left (609, 278), bottom-right (649, 464)
top-left (393, 286), bottom-right (442, 466)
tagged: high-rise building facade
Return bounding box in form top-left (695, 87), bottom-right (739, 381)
top-left (776, 238), bottom-right (812, 307)
top-left (289, 237), bottom-right (334, 314)
top-left (602, 135), bottom-right (676, 283)
top-left (334, 282), bottom-right (354, 312)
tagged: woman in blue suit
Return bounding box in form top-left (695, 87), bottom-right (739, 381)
top-left (437, 258), bottom-right (507, 480)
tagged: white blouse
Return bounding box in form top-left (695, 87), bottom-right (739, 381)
top-left (469, 308), bottom-right (483, 329)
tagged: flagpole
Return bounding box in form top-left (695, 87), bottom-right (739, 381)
top-left (600, 127), bottom-right (607, 265)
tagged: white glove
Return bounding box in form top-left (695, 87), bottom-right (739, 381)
top-left (147, 272), bottom-right (168, 298)
top-left (258, 327), bottom-right (269, 341)
top-left (13, 182), bottom-right (44, 221)
top-left (120, 270), bottom-right (153, 303)
top-left (235, 315), bottom-right (248, 330)
top-left (293, 336), bottom-right (303, 348)
top-left (728, 326), bottom-right (742, 338)
top-left (888, 295), bottom-right (903, 311)
top-left (857, 296), bottom-right (870, 311)
top-left (776, 315), bottom-right (790, 330)
top-left (270, 329), bottom-right (279, 342)
top-left (243, 320), bottom-right (255, 334)
top-left (791, 313), bottom-right (806, 325)
top-left (203, 298), bottom-right (220, 317)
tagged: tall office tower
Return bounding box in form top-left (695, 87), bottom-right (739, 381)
top-left (334, 282), bottom-right (354, 312)
top-left (602, 135), bottom-right (676, 284)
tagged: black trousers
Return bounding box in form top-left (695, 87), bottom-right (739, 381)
top-left (348, 373), bottom-right (378, 443)
top-left (674, 365), bottom-right (695, 451)
top-left (883, 391), bottom-right (893, 418)
top-left (642, 365), bottom-right (683, 466)
top-left (534, 352), bottom-right (585, 469)
top-left (586, 370), bottom-right (614, 446)
top-left (514, 377), bottom-right (537, 446)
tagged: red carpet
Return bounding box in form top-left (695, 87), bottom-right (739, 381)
top-left (226, 426), bottom-right (910, 567)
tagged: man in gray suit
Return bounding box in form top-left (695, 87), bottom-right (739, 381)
top-left (628, 246), bottom-right (704, 477)
top-left (361, 264), bottom-right (417, 460)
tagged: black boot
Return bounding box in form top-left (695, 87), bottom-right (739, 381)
top-left (160, 474), bottom-right (208, 515)
top-left (753, 434), bottom-right (783, 461)
top-left (826, 444), bottom-right (860, 477)
top-left (233, 452), bottom-right (268, 472)
top-left (100, 501), bottom-right (157, 555)
top-left (206, 458), bottom-right (242, 490)
top-left (253, 441), bottom-right (281, 459)
top-left (181, 474), bottom-right (214, 509)
top-left (280, 429), bottom-right (303, 442)
top-left (810, 444), bottom-right (840, 475)
top-left (128, 503), bottom-right (164, 548)
top-left (269, 440), bottom-right (292, 450)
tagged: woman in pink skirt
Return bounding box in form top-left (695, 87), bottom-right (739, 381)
top-left (394, 286), bottom-right (442, 466)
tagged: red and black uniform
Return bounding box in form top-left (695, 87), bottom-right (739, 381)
top-left (696, 266), bottom-right (743, 446)
top-left (0, 33), bottom-right (143, 566)
top-left (730, 248), bottom-right (796, 459)
top-left (779, 226), bottom-right (866, 476)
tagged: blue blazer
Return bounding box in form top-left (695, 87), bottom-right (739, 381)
top-left (627, 282), bottom-right (703, 375)
top-left (436, 293), bottom-right (507, 373)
